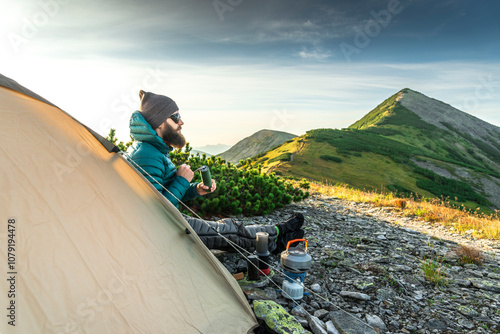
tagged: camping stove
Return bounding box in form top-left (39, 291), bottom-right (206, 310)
top-left (280, 239), bottom-right (311, 300)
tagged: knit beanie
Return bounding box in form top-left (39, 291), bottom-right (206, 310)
top-left (138, 90), bottom-right (179, 129)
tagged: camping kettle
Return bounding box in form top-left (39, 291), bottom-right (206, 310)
top-left (280, 239), bottom-right (312, 273)
top-left (280, 239), bottom-right (311, 300)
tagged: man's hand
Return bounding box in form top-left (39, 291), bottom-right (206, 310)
top-left (177, 164), bottom-right (194, 182)
top-left (197, 179), bottom-right (217, 196)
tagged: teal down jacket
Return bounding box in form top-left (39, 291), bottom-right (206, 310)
top-left (127, 111), bottom-right (200, 207)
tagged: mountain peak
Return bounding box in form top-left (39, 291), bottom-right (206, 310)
top-left (219, 129), bottom-right (296, 163)
top-left (396, 88), bottom-right (500, 142)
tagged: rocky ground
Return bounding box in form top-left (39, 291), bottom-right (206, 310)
top-left (213, 194), bottom-right (500, 334)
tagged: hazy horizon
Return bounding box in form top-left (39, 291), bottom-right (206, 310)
top-left (2, 0), bottom-right (499, 147)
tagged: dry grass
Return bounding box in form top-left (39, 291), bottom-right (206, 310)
top-left (454, 245), bottom-right (484, 265)
top-left (304, 181), bottom-right (500, 241)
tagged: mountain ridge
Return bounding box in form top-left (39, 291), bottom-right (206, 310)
top-left (397, 88), bottom-right (500, 144)
top-left (194, 143), bottom-right (231, 156)
top-left (239, 88), bottom-right (500, 212)
top-left (349, 88), bottom-right (500, 175)
top-left (219, 129), bottom-right (297, 164)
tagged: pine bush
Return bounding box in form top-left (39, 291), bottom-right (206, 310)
top-left (170, 145), bottom-right (309, 217)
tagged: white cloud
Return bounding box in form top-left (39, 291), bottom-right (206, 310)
top-left (298, 48), bottom-right (332, 60)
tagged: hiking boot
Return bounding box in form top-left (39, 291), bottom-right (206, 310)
top-left (274, 228), bottom-right (305, 254)
top-left (276, 212), bottom-right (304, 235)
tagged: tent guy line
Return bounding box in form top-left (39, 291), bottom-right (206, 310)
top-left (120, 151), bottom-right (376, 331)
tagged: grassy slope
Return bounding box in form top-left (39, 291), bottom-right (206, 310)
top-left (260, 135), bottom-right (434, 197)
top-left (351, 90), bottom-right (499, 176)
top-left (248, 90), bottom-right (498, 213)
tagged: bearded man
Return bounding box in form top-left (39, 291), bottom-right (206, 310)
top-left (127, 90), bottom-right (304, 253)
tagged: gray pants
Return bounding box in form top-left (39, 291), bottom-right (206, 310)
top-left (182, 214), bottom-right (278, 252)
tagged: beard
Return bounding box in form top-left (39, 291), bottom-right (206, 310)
top-left (159, 122), bottom-right (186, 149)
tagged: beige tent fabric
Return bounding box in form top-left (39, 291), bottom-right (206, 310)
top-left (0, 82), bottom-right (258, 333)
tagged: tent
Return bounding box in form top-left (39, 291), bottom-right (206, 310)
top-left (0, 74), bottom-right (258, 333)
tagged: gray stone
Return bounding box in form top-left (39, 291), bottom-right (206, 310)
top-left (471, 278), bottom-right (500, 292)
top-left (311, 283), bottom-right (322, 293)
top-left (329, 310), bottom-right (377, 334)
top-left (393, 264), bottom-right (413, 272)
top-left (325, 320), bottom-right (340, 334)
top-left (469, 269), bottom-right (486, 278)
top-left (389, 320), bottom-right (400, 329)
top-left (372, 256), bottom-right (391, 264)
top-left (457, 305), bottom-right (480, 317)
top-left (458, 318), bottom-right (475, 330)
top-left (413, 290), bottom-right (424, 300)
top-left (291, 305), bottom-right (308, 317)
top-left (376, 288), bottom-right (396, 301)
top-left (488, 272), bottom-right (500, 280)
top-left (314, 309), bottom-right (330, 320)
top-left (426, 318), bottom-right (447, 331)
top-left (241, 286), bottom-right (277, 300)
top-left (455, 279), bottom-right (471, 287)
top-left (330, 250), bottom-right (345, 260)
top-left (357, 244), bottom-right (382, 250)
top-left (339, 291), bottom-right (371, 301)
top-left (354, 279), bottom-right (375, 291)
top-left (295, 316), bottom-right (309, 328)
top-left (307, 314), bottom-right (328, 334)
top-left (310, 301), bottom-right (320, 309)
top-left (365, 314), bottom-right (387, 332)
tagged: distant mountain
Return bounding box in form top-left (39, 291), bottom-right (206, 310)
top-left (219, 129), bottom-right (297, 164)
top-left (191, 149), bottom-right (212, 157)
top-left (247, 88), bottom-right (500, 212)
top-left (194, 144), bottom-right (231, 156)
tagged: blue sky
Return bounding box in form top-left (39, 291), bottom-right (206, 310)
top-left (1, 0), bottom-right (499, 147)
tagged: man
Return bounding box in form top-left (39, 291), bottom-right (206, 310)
top-left (127, 90), bottom-right (304, 253)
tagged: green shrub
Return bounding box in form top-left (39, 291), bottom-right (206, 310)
top-left (298, 178), bottom-right (310, 189)
top-left (364, 127), bottom-right (403, 136)
top-left (306, 128), bottom-right (418, 163)
top-left (320, 155), bottom-right (342, 163)
top-left (414, 166), bottom-right (489, 205)
top-left (268, 153), bottom-right (292, 163)
top-left (169, 145), bottom-right (308, 217)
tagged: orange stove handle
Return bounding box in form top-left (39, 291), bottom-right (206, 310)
top-left (286, 239), bottom-right (308, 251)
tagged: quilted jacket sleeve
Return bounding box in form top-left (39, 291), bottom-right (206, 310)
top-left (165, 174), bottom-right (201, 207)
top-left (128, 143), bottom-right (200, 207)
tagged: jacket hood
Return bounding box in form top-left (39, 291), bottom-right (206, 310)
top-left (129, 111), bottom-right (170, 154)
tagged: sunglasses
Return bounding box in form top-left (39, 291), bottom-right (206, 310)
top-left (169, 113), bottom-right (182, 124)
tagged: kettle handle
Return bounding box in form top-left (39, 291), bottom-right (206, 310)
top-left (286, 239), bottom-right (308, 251)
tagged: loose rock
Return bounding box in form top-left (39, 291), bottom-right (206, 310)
top-left (218, 194), bottom-right (500, 333)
